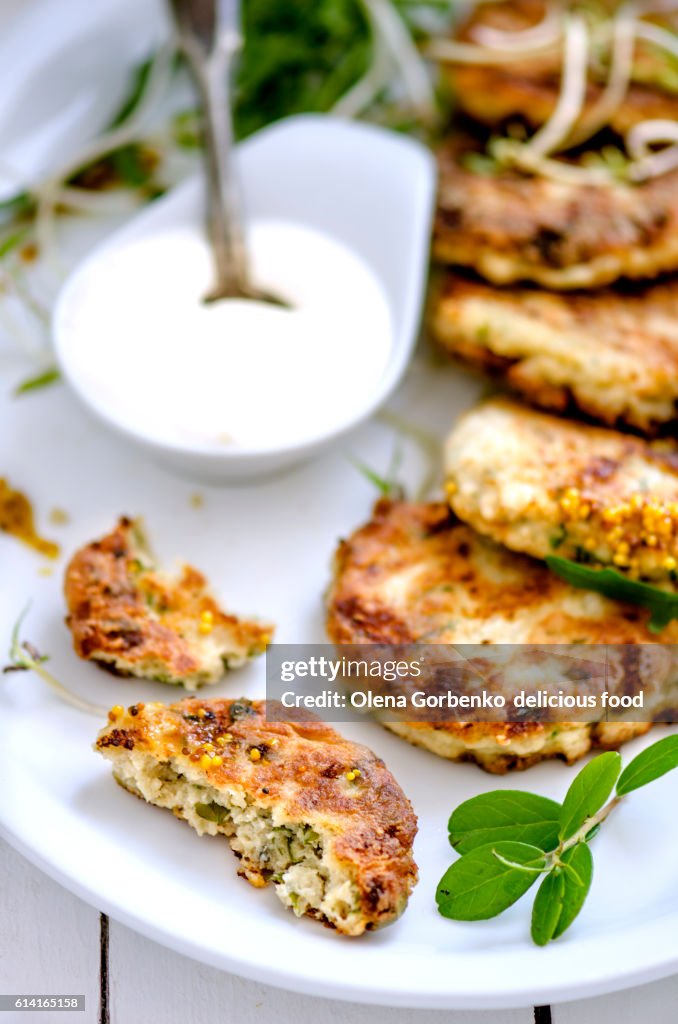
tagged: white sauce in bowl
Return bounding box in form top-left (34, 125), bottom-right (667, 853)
top-left (56, 220), bottom-right (393, 452)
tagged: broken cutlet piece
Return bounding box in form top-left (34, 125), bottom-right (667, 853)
top-left (95, 697), bottom-right (418, 935)
top-left (65, 517), bottom-right (272, 688)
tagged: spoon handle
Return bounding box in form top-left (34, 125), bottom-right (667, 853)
top-left (168, 0), bottom-right (249, 300)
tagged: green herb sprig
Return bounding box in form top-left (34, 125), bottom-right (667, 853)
top-left (436, 736), bottom-right (678, 945)
top-left (350, 440), bottom-right (405, 499)
top-left (13, 367), bottom-right (60, 397)
top-left (546, 555), bottom-right (678, 633)
top-left (3, 606), bottom-right (106, 716)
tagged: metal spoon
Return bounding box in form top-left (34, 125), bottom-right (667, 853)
top-left (167, 0), bottom-right (288, 306)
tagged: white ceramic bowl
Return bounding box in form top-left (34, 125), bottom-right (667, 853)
top-left (53, 114), bottom-right (436, 482)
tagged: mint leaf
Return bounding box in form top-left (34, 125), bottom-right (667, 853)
top-left (552, 843), bottom-right (593, 939)
top-left (546, 556), bottom-right (678, 633)
top-left (616, 735), bottom-right (678, 796)
top-left (449, 791), bottom-right (561, 854)
top-left (436, 841), bottom-right (546, 921)
top-left (531, 871), bottom-right (565, 946)
top-left (559, 751), bottom-right (622, 841)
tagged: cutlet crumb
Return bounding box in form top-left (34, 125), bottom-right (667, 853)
top-left (64, 518), bottom-right (273, 688)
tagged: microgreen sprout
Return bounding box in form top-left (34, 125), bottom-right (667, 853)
top-left (3, 606), bottom-right (107, 716)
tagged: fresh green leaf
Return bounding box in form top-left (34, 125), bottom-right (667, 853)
top-left (109, 144), bottom-right (153, 187)
top-left (448, 790), bottom-right (561, 854)
top-left (616, 735), bottom-right (678, 796)
top-left (108, 57), bottom-right (155, 129)
top-left (13, 367), bottom-right (60, 397)
top-left (349, 456), bottom-right (403, 498)
top-left (549, 525), bottom-right (568, 550)
top-left (460, 152), bottom-right (499, 176)
top-left (531, 842), bottom-right (594, 945)
top-left (546, 556), bottom-right (678, 633)
top-left (436, 842), bottom-right (546, 921)
top-left (0, 192), bottom-right (35, 225)
top-left (352, 460), bottom-right (393, 496)
top-left (172, 109), bottom-right (201, 150)
top-left (531, 870), bottom-right (565, 946)
top-left (559, 751), bottom-right (622, 841)
top-left (234, 0), bottom-right (372, 138)
top-left (552, 843), bottom-right (593, 939)
top-left (584, 822), bottom-right (601, 842)
top-left (195, 801), bottom-right (229, 824)
top-left (0, 226), bottom-right (31, 260)
top-left (232, 0), bottom-right (454, 140)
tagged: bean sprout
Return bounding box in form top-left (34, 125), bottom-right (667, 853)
top-left (634, 18), bottom-right (678, 58)
top-left (524, 15), bottom-right (589, 157)
top-left (333, 0), bottom-right (439, 125)
top-left (471, 1), bottom-right (564, 50)
top-left (568, 3), bottom-right (637, 145)
top-left (491, 138), bottom-right (615, 184)
top-left (434, 1), bottom-right (678, 186)
top-left (426, 35), bottom-right (561, 63)
top-left (332, 3), bottom-right (394, 117)
top-left (627, 117), bottom-right (678, 177)
top-left (33, 43), bottom-right (175, 274)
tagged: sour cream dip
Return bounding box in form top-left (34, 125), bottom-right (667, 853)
top-left (56, 220), bottom-right (393, 452)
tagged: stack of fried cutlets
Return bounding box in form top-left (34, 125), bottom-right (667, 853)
top-left (326, 0), bottom-right (678, 772)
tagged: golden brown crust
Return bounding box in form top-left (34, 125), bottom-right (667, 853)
top-left (444, 398), bottom-right (678, 580)
top-left (65, 518), bottom-right (272, 687)
top-left (325, 499), bottom-right (668, 770)
top-left (450, 65), bottom-right (678, 138)
top-left (384, 719), bottom-right (652, 774)
top-left (447, 0), bottom-right (678, 135)
top-left (327, 499), bottom-right (678, 644)
top-left (434, 138), bottom-right (678, 288)
top-left (96, 698), bottom-right (418, 932)
top-left (429, 271), bottom-right (678, 432)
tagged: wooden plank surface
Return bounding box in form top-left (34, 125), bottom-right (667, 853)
top-left (107, 915), bottom-right (531, 1024)
top-left (0, 840), bottom-right (100, 1022)
top-left (3, 839), bottom-right (677, 1024)
top-left (554, 977), bottom-right (678, 1024)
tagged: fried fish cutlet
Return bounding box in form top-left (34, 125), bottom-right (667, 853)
top-left (65, 518), bottom-right (272, 688)
top-left (429, 271), bottom-right (678, 432)
top-left (446, 0), bottom-right (678, 136)
top-left (444, 398), bottom-right (678, 581)
top-left (95, 698), bottom-right (418, 935)
top-left (325, 499), bottom-right (666, 771)
top-left (434, 139), bottom-right (678, 289)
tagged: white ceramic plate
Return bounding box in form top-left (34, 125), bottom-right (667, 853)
top-left (2, 359), bottom-right (678, 1010)
top-left (2, 0), bottom-right (678, 1012)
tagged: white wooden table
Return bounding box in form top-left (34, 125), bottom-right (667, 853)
top-left (1, 838), bottom-right (677, 1023)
